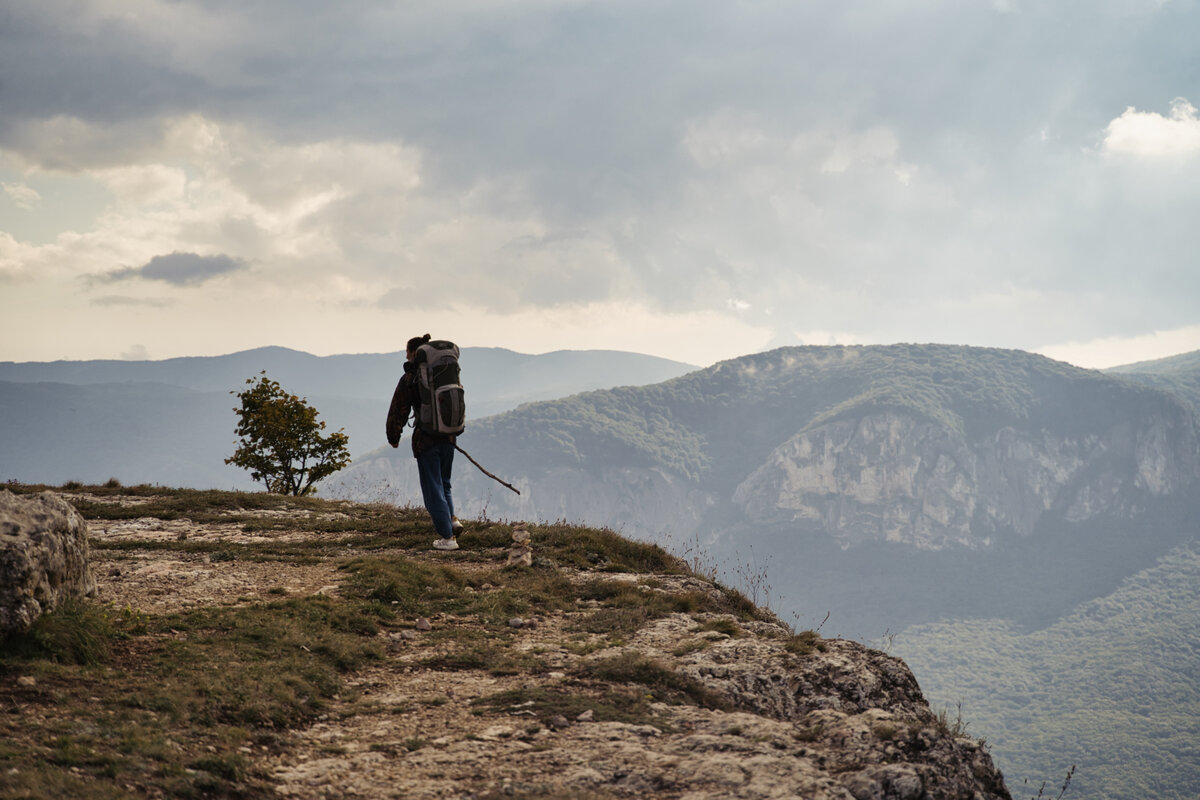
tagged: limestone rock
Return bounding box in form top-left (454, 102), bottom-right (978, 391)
top-left (734, 407), bottom-right (1199, 549)
top-left (0, 490), bottom-right (97, 635)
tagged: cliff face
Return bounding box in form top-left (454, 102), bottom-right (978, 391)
top-left (733, 405), bottom-right (1199, 549)
top-left (271, 590), bottom-right (1012, 800)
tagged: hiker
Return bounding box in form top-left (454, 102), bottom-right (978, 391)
top-left (386, 334), bottom-right (465, 551)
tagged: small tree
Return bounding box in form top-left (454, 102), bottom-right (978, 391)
top-left (226, 371), bottom-right (351, 496)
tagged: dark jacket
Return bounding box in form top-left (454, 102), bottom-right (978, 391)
top-left (386, 360), bottom-right (455, 457)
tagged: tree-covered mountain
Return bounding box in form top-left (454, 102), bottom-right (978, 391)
top-left (1108, 349), bottom-right (1200, 411)
top-left (0, 346), bottom-right (696, 488)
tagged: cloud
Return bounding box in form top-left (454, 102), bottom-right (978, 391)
top-left (2, 182), bottom-right (41, 209)
top-left (91, 295), bottom-right (173, 308)
top-left (1, 2), bottom-right (1199, 365)
top-left (120, 343), bottom-right (150, 361)
top-left (1103, 98), bottom-right (1200, 157)
top-left (1038, 324), bottom-right (1200, 369)
top-left (101, 252), bottom-right (247, 286)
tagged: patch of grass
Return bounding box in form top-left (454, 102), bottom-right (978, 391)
top-left (418, 635), bottom-right (543, 676)
top-left (567, 578), bottom-right (764, 640)
top-left (0, 593), bottom-right (386, 799)
top-left (93, 536), bottom-right (363, 564)
top-left (585, 652), bottom-right (729, 710)
top-left (466, 568), bottom-right (576, 622)
top-left (188, 752), bottom-right (249, 782)
top-left (0, 764), bottom-right (129, 800)
top-left (873, 723), bottom-right (898, 741)
top-left (568, 606), bottom-right (655, 637)
top-left (794, 722), bottom-right (825, 742)
top-left (785, 630), bottom-right (823, 655)
top-left (671, 639), bottom-right (711, 657)
top-left (932, 703), bottom-right (971, 737)
top-left (471, 684), bottom-right (660, 728)
top-left (0, 599), bottom-right (116, 666)
top-left (692, 617), bottom-right (742, 638)
top-left (340, 556), bottom-right (578, 624)
top-left (533, 523), bottom-right (688, 574)
top-left (340, 556), bottom-right (467, 614)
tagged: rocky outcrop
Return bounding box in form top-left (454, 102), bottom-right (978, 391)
top-left (268, 590), bottom-right (1013, 800)
top-left (623, 613), bottom-right (1011, 800)
top-left (0, 490), bottom-right (97, 635)
top-left (733, 407), bottom-right (1199, 549)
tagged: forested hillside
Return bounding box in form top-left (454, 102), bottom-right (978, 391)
top-left (459, 344), bottom-right (1169, 490)
top-left (894, 541), bottom-right (1200, 800)
top-left (1108, 349), bottom-right (1200, 410)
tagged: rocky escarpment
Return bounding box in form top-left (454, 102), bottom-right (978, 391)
top-left (733, 403), bottom-right (1199, 549)
top-left (1, 487), bottom-right (1011, 800)
top-left (271, 597), bottom-right (1010, 800)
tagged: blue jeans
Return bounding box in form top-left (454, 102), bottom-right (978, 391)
top-left (416, 441), bottom-right (456, 539)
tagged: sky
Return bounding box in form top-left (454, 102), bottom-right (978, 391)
top-left (2, 0), bottom-right (1199, 370)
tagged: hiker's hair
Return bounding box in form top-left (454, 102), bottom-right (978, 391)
top-left (406, 333), bottom-right (432, 355)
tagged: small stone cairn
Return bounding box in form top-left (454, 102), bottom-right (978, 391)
top-left (505, 523), bottom-right (532, 567)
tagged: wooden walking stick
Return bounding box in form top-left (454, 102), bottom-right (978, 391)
top-left (455, 444), bottom-right (521, 495)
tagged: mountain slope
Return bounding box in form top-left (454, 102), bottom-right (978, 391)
top-left (1107, 349), bottom-right (1200, 410)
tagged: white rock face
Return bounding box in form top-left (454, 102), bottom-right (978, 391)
top-left (0, 490), bottom-right (98, 635)
top-left (733, 409), bottom-right (1198, 549)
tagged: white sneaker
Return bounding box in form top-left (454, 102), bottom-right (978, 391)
top-left (433, 537), bottom-right (459, 551)
top-left (451, 518), bottom-right (464, 535)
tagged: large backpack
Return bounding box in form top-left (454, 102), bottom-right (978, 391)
top-left (413, 340), bottom-right (465, 436)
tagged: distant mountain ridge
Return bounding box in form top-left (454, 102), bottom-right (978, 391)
top-left (0, 346), bottom-right (697, 488)
top-left (0, 345), bottom-right (698, 413)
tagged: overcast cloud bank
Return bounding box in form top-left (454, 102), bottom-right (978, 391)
top-left (1, 0), bottom-right (1198, 367)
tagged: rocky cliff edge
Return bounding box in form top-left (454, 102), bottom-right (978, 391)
top-left (1, 486), bottom-right (1010, 800)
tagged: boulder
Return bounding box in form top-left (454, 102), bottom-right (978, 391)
top-left (0, 490), bottom-right (97, 636)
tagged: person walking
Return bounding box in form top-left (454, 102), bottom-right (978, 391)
top-left (386, 334), bottom-right (464, 550)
